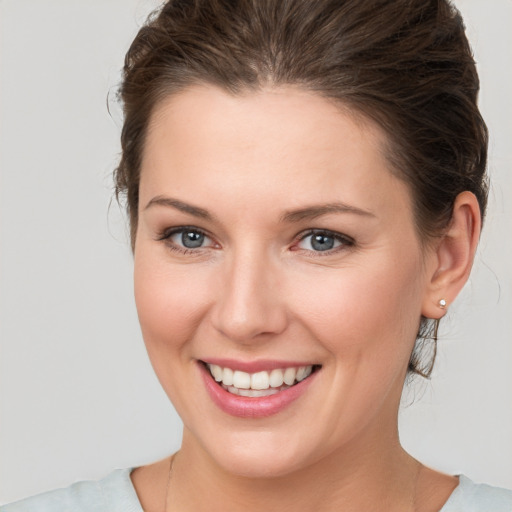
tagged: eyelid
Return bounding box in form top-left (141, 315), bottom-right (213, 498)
top-left (157, 225), bottom-right (209, 241)
top-left (156, 225), bottom-right (353, 256)
top-left (292, 228), bottom-right (355, 254)
top-left (156, 225), bottom-right (219, 254)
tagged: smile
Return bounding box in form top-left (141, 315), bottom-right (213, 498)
top-left (207, 364), bottom-right (315, 397)
top-left (200, 359), bottom-right (321, 417)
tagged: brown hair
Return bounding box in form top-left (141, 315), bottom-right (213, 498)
top-left (115, 0), bottom-right (488, 377)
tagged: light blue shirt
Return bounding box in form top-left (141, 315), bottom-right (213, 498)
top-left (2, 470), bottom-right (512, 511)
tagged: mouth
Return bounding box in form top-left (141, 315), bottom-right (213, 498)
top-left (202, 361), bottom-right (321, 398)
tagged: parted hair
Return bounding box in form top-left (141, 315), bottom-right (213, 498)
top-left (115, 0), bottom-right (488, 377)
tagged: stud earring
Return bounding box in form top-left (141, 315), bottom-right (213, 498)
top-left (439, 299), bottom-right (447, 309)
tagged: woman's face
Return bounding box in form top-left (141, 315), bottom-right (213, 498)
top-left (134, 85), bottom-right (437, 477)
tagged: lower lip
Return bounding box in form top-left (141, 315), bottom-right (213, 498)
top-left (199, 363), bottom-right (318, 418)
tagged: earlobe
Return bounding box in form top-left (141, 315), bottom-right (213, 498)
top-left (421, 191), bottom-right (481, 319)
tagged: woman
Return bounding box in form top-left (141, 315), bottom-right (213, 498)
top-left (2, 0), bottom-right (511, 510)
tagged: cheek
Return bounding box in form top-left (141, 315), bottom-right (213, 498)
top-left (133, 250), bottom-right (212, 357)
top-left (283, 259), bottom-right (425, 440)
top-left (288, 258), bottom-right (424, 360)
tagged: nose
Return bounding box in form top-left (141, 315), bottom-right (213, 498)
top-left (210, 248), bottom-right (288, 344)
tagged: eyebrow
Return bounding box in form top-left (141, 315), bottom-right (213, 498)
top-left (280, 202), bottom-right (375, 223)
top-left (144, 196), bottom-right (375, 223)
top-left (144, 196), bottom-right (214, 221)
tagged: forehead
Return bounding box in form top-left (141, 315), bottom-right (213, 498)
top-left (140, 85), bottom-right (412, 222)
top-left (145, 85), bottom-right (385, 165)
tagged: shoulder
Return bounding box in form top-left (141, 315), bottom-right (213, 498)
top-left (0, 469), bottom-right (142, 512)
top-left (441, 475), bottom-right (512, 512)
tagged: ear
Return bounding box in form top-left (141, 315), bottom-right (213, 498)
top-left (422, 191), bottom-right (482, 319)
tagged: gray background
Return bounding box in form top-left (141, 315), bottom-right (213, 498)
top-left (1, 0), bottom-right (511, 503)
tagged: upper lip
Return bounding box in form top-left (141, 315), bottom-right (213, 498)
top-left (200, 358), bottom-right (320, 373)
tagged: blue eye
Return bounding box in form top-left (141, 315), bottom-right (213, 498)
top-left (159, 227), bottom-right (215, 253)
top-left (297, 230), bottom-right (351, 253)
top-left (172, 230), bottom-right (207, 249)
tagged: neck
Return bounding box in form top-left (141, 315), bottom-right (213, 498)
top-left (168, 426), bottom-right (421, 512)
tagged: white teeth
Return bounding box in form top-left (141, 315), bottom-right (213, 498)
top-left (251, 371), bottom-right (269, 390)
top-left (222, 367), bottom-right (234, 386)
top-left (283, 367), bottom-right (297, 385)
top-left (232, 370), bottom-right (251, 389)
top-left (207, 364), bottom-right (315, 394)
top-left (210, 364), bottom-right (223, 382)
top-left (296, 366), bottom-right (312, 382)
top-left (296, 366), bottom-right (307, 381)
top-left (269, 369), bottom-right (284, 388)
top-left (224, 384), bottom-right (290, 397)
top-left (238, 388), bottom-right (280, 397)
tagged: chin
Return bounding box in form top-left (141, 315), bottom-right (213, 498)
top-left (214, 451), bottom-right (307, 479)
top-left (196, 428), bottom-right (320, 479)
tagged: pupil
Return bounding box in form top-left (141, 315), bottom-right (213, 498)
top-left (311, 234), bottom-right (334, 251)
top-left (182, 231), bottom-right (204, 248)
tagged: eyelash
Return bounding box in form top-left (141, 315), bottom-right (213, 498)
top-left (157, 226), bottom-right (216, 256)
top-left (293, 229), bottom-right (355, 256)
top-left (156, 226), bottom-right (354, 256)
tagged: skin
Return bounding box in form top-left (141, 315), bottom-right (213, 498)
top-left (130, 85), bottom-right (480, 511)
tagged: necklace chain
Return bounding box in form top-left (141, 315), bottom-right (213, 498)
top-left (161, 452), bottom-right (421, 512)
top-left (164, 453), bottom-right (176, 512)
